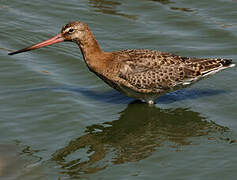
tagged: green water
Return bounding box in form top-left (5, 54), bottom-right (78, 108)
top-left (0, 0), bottom-right (237, 179)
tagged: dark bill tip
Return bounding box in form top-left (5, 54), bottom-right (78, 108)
top-left (8, 52), bottom-right (15, 55)
top-left (8, 48), bottom-right (29, 55)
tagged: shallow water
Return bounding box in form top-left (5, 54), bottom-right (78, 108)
top-left (0, 0), bottom-right (237, 179)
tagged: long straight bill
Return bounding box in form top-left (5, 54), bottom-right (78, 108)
top-left (8, 33), bottom-right (64, 55)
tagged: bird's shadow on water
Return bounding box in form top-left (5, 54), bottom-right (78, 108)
top-left (21, 86), bottom-right (230, 178)
top-left (50, 102), bottom-right (232, 178)
top-left (28, 86), bottom-right (226, 104)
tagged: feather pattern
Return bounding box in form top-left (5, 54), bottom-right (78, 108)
top-left (101, 49), bottom-right (235, 101)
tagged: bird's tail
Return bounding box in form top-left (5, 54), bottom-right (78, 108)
top-left (200, 59), bottom-right (235, 77)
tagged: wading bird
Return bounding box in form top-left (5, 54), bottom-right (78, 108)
top-left (9, 21), bottom-right (235, 104)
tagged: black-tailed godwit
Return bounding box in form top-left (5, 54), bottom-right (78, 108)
top-left (9, 21), bottom-right (235, 104)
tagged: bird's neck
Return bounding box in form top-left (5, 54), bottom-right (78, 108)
top-left (76, 31), bottom-right (109, 73)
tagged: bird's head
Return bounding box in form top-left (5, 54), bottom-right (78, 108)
top-left (8, 21), bottom-right (89, 55)
top-left (61, 21), bottom-right (90, 43)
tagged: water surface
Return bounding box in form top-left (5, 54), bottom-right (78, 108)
top-left (0, 0), bottom-right (237, 179)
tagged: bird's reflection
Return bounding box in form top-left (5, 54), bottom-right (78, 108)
top-left (51, 102), bottom-right (228, 177)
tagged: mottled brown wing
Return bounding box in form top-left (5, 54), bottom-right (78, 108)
top-left (116, 49), bottom-right (193, 91)
top-left (116, 49), bottom-right (233, 92)
top-left (119, 66), bottom-right (177, 91)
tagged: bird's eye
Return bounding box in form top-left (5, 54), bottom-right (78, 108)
top-left (68, 28), bottom-right (74, 33)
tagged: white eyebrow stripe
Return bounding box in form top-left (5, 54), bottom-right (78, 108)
top-left (65, 27), bottom-right (72, 32)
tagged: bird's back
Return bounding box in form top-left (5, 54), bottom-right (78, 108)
top-left (103, 49), bottom-right (234, 96)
